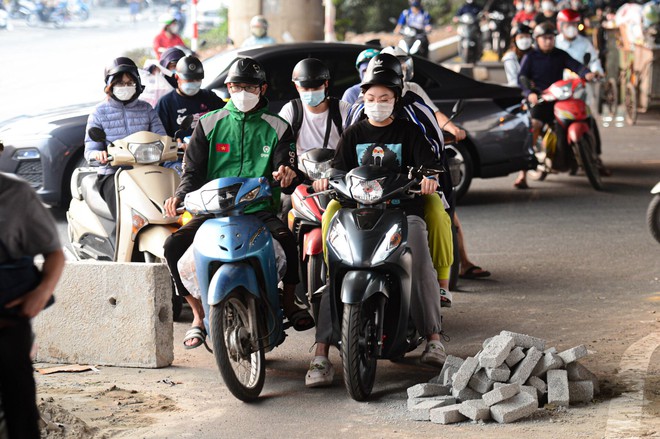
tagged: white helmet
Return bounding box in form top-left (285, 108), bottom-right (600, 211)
top-left (381, 45), bottom-right (414, 81)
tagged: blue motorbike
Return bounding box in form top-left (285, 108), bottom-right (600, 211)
top-left (184, 176), bottom-right (286, 402)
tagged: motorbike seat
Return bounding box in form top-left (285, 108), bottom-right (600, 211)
top-left (80, 174), bottom-right (113, 221)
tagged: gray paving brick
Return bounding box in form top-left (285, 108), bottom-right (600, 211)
top-left (520, 385), bottom-right (539, 406)
top-left (451, 356), bottom-right (479, 391)
top-left (526, 376), bottom-right (547, 397)
top-left (451, 385), bottom-right (483, 402)
top-left (479, 334), bottom-right (516, 368)
top-left (407, 383), bottom-right (451, 399)
top-left (459, 399), bottom-right (491, 421)
top-left (531, 352), bottom-right (564, 378)
top-left (509, 347), bottom-right (543, 385)
top-left (407, 395), bottom-right (456, 410)
top-left (468, 369), bottom-right (494, 394)
top-left (490, 392), bottom-right (538, 423)
top-left (547, 369), bottom-right (570, 407)
top-left (500, 330), bottom-right (546, 351)
top-left (566, 361), bottom-right (600, 394)
top-left (558, 345), bottom-right (588, 364)
top-left (482, 383), bottom-right (520, 407)
top-left (430, 404), bottom-right (468, 424)
top-left (486, 363), bottom-right (511, 382)
top-left (409, 398), bottom-right (459, 421)
top-left (505, 346), bottom-right (526, 368)
top-left (438, 355), bottom-right (464, 386)
top-left (568, 380), bottom-right (594, 404)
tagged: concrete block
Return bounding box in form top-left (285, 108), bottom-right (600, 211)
top-left (407, 383), bottom-right (451, 399)
top-left (531, 352), bottom-right (564, 378)
top-left (479, 334), bottom-right (515, 368)
top-left (438, 355), bottom-right (464, 386)
top-left (468, 369), bottom-right (494, 394)
top-left (505, 346), bottom-right (526, 368)
top-left (452, 356), bottom-right (479, 391)
top-left (566, 361), bottom-right (600, 394)
top-left (407, 395), bottom-right (456, 410)
top-left (482, 383), bottom-right (520, 407)
top-left (558, 345), bottom-right (588, 364)
top-left (459, 399), bottom-right (491, 421)
top-left (526, 376), bottom-right (547, 397)
top-left (500, 330), bottom-right (546, 351)
top-left (33, 262), bottom-right (174, 368)
top-left (430, 404), bottom-right (468, 424)
top-left (568, 380), bottom-right (594, 404)
top-left (486, 363), bottom-right (511, 382)
top-left (409, 398), bottom-right (458, 421)
top-left (547, 369), bottom-right (570, 407)
top-left (509, 347), bottom-right (543, 385)
top-left (452, 385), bottom-right (483, 402)
top-left (521, 385), bottom-right (539, 406)
top-left (490, 392), bottom-right (538, 423)
top-left (482, 337), bottom-right (493, 349)
top-left (544, 347), bottom-right (558, 354)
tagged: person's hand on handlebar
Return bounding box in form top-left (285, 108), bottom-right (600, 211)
top-left (272, 165), bottom-right (296, 188)
top-left (93, 150), bottom-right (109, 164)
top-left (312, 178), bottom-right (328, 192)
top-left (164, 196), bottom-right (181, 218)
top-left (527, 93), bottom-right (539, 105)
top-left (585, 72), bottom-right (596, 82)
top-left (420, 177), bottom-right (439, 195)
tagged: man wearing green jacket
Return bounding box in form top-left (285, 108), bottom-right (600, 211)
top-left (164, 57), bottom-right (314, 350)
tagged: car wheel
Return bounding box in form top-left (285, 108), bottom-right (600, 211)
top-left (447, 142), bottom-right (473, 203)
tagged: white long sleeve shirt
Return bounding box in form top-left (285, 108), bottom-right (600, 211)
top-left (555, 34), bottom-right (604, 75)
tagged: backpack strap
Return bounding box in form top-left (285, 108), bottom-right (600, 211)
top-left (290, 98), bottom-right (304, 140)
top-left (327, 97), bottom-right (343, 137)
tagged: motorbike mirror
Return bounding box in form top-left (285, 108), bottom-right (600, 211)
top-left (388, 17), bottom-right (397, 25)
top-left (442, 99), bottom-right (464, 129)
top-left (583, 53), bottom-right (591, 66)
top-left (397, 39), bottom-right (410, 53)
top-left (410, 39), bottom-right (421, 54)
top-left (88, 127), bottom-right (107, 143)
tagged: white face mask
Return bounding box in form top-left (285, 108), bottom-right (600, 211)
top-left (524, 4), bottom-right (534, 12)
top-left (364, 102), bottom-right (394, 123)
top-left (563, 25), bottom-right (578, 39)
top-left (299, 88), bottom-right (326, 107)
top-left (516, 37), bottom-right (533, 50)
top-left (180, 81), bottom-right (202, 96)
top-left (541, 1), bottom-right (554, 11)
top-left (113, 85), bottom-right (136, 102)
top-left (231, 90), bottom-right (260, 112)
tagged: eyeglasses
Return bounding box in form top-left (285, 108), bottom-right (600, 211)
top-left (229, 84), bottom-right (260, 93)
top-left (116, 81), bottom-right (137, 87)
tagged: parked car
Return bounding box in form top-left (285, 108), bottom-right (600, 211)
top-left (0, 42), bottom-right (534, 206)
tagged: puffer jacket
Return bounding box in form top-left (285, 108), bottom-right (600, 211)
top-left (84, 97), bottom-right (166, 175)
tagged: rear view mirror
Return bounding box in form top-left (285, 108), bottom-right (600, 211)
top-left (88, 127), bottom-right (107, 143)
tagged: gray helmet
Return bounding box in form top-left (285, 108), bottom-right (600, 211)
top-left (176, 55), bottom-right (204, 80)
top-left (291, 58), bottom-right (330, 88)
top-left (533, 21), bottom-right (558, 39)
top-left (224, 57), bottom-right (267, 85)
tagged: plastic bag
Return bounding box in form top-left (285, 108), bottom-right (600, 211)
top-left (177, 245), bottom-right (201, 300)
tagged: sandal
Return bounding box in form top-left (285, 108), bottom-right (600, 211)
top-left (183, 326), bottom-right (211, 352)
top-left (285, 307), bottom-right (315, 332)
top-left (513, 179), bottom-right (529, 189)
top-left (440, 288), bottom-right (452, 308)
top-left (459, 265), bottom-right (491, 279)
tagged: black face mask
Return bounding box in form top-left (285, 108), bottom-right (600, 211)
top-left (165, 74), bottom-right (178, 89)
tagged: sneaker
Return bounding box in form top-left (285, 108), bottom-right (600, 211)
top-left (305, 356), bottom-right (334, 388)
top-left (420, 341), bottom-right (446, 368)
top-left (439, 289), bottom-right (452, 308)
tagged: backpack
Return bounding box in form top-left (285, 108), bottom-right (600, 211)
top-left (290, 97), bottom-right (343, 149)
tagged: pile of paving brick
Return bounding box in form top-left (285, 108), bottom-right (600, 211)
top-left (407, 330), bottom-right (600, 424)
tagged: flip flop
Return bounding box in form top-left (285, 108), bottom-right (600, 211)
top-left (440, 289), bottom-right (452, 308)
top-left (459, 266), bottom-right (491, 279)
top-left (183, 326), bottom-right (208, 350)
top-left (287, 308), bottom-right (315, 332)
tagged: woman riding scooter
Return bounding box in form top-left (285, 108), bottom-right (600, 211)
top-left (84, 57), bottom-right (166, 221)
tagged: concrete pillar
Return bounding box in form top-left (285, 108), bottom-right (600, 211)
top-left (229, 0), bottom-right (323, 46)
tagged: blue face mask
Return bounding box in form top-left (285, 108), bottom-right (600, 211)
top-left (299, 88), bottom-right (326, 107)
top-left (180, 81), bottom-right (202, 96)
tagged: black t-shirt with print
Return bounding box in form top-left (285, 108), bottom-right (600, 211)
top-left (331, 118), bottom-right (440, 217)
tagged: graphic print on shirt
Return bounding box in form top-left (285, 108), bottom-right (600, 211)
top-left (356, 143), bottom-right (402, 172)
top-left (176, 105), bottom-right (210, 131)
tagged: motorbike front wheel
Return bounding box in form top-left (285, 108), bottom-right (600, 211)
top-left (341, 301), bottom-right (378, 401)
top-left (577, 134), bottom-right (603, 191)
top-left (211, 293), bottom-right (265, 402)
top-left (647, 194), bottom-right (660, 244)
top-left (307, 253), bottom-right (324, 323)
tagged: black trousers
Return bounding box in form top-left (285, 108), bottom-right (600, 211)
top-left (96, 174), bottom-right (117, 221)
top-left (0, 318), bottom-right (40, 439)
top-left (164, 211), bottom-right (300, 297)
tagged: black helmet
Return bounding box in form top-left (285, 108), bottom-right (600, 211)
top-left (159, 47), bottom-right (186, 69)
top-left (176, 55), bottom-right (204, 80)
top-left (224, 57), bottom-right (267, 85)
top-left (511, 23), bottom-right (532, 37)
top-left (291, 58), bottom-right (330, 88)
top-left (533, 21), bottom-right (558, 39)
top-left (104, 57), bottom-right (143, 92)
top-left (365, 53), bottom-right (404, 79)
top-left (361, 58), bottom-right (403, 98)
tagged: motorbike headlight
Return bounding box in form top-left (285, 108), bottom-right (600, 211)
top-left (128, 141), bottom-right (164, 164)
top-left (301, 158), bottom-right (332, 181)
top-left (349, 176), bottom-right (385, 205)
top-left (549, 83), bottom-right (573, 101)
top-left (372, 224), bottom-right (403, 265)
top-left (457, 25), bottom-right (468, 37)
top-left (239, 187), bottom-right (260, 204)
top-left (327, 219), bottom-right (352, 263)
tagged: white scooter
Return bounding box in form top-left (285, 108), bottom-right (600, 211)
top-left (66, 121), bottom-right (190, 318)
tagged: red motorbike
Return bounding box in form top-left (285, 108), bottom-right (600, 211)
top-left (287, 148), bottom-right (334, 322)
top-left (523, 76), bottom-right (604, 190)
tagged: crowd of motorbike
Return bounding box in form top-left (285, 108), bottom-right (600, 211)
top-left (2, 0), bottom-right (90, 27)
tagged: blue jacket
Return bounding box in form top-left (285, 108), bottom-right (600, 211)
top-left (518, 48), bottom-right (590, 97)
top-left (84, 97), bottom-right (166, 175)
